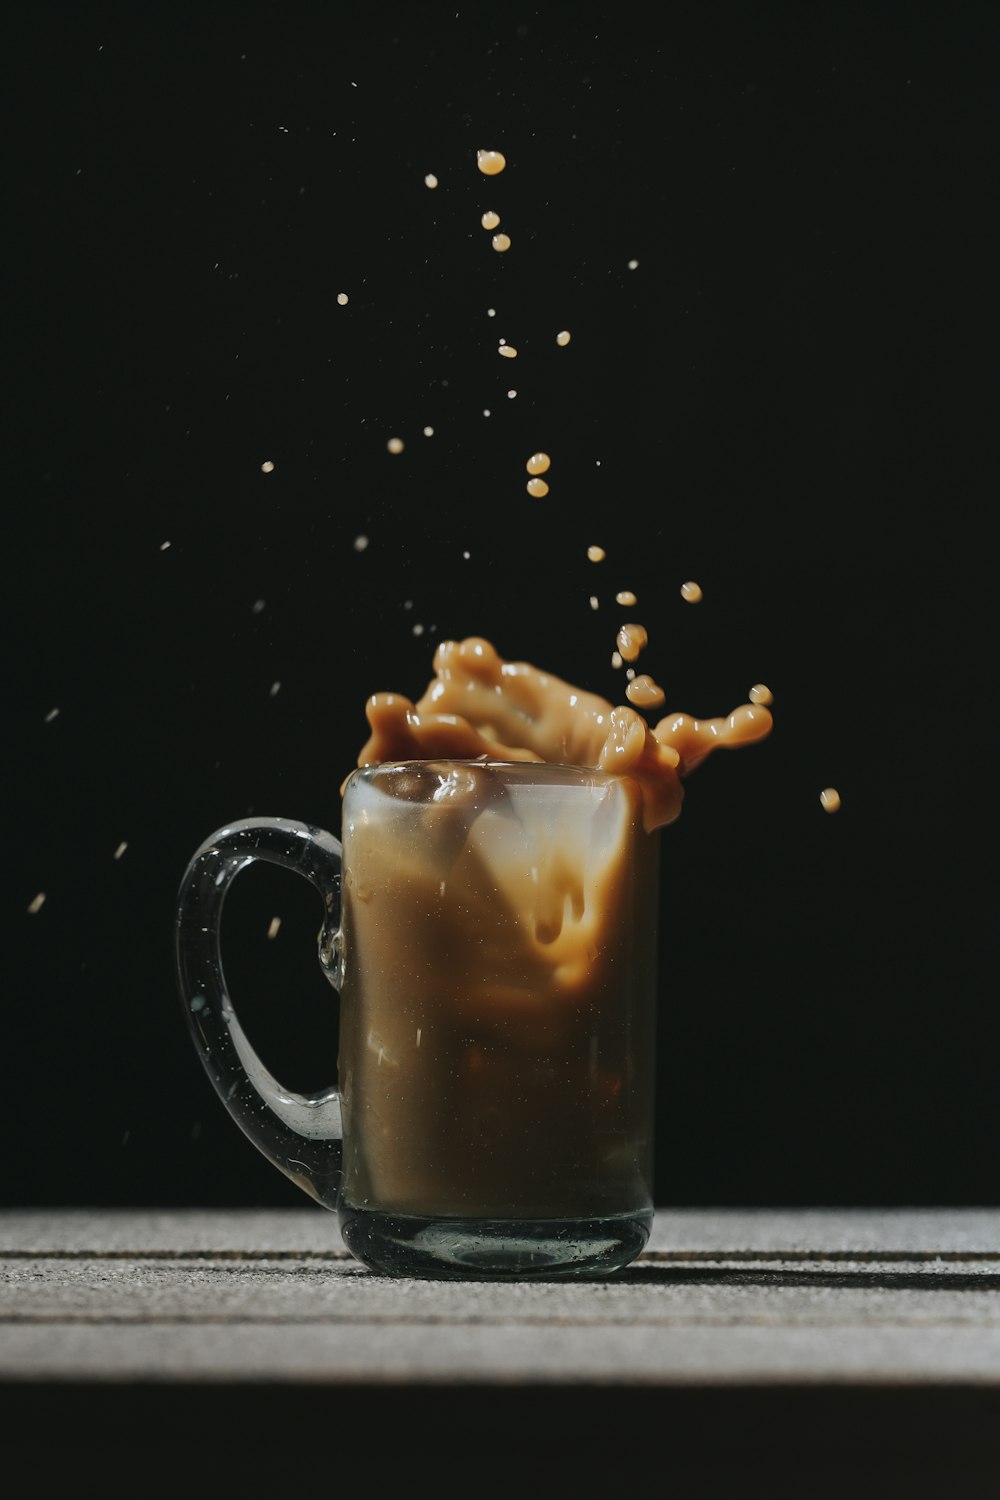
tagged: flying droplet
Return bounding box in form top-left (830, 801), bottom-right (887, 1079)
top-left (626, 675), bottom-right (665, 710)
top-left (477, 149), bottom-right (506, 176)
top-left (616, 623), bottom-right (648, 662)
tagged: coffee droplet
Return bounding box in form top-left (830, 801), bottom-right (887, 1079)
top-left (527, 478), bottom-right (549, 498)
top-left (499, 344), bottom-right (517, 358)
top-left (749, 684), bottom-right (773, 705)
top-left (625, 675), bottom-right (665, 710)
top-left (492, 233), bottom-right (512, 253)
top-left (615, 590), bottom-right (637, 606)
top-left (556, 330), bottom-right (571, 346)
top-left (587, 544), bottom-right (606, 562)
top-left (820, 787), bottom-right (842, 813)
top-left (681, 580), bottom-right (703, 603)
top-left (526, 453), bottom-right (551, 475)
top-left (387, 437), bottom-right (404, 454)
top-left (481, 210), bottom-right (500, 230)
top-left (616, 623), bottom-right (648, 662)
top-left (477, 149), bottom-right (507, 176)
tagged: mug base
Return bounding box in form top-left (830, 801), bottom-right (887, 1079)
top-left (338, 1203), bottom-right (653, 1280)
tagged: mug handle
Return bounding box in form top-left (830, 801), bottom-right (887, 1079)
top-left (174, 816), bottom-right (344, 1209)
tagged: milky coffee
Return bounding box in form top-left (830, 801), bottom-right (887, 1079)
top-left (334, 636), bottom-right (772, 1244)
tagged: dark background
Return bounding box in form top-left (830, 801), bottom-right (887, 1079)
top-left (5, 0), bottom-right (998, 1212)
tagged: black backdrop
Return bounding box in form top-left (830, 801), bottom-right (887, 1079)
top-left (6, 0), bottom-right (998, 1212)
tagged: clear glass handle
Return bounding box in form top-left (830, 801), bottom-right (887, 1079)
top-left (174, 816), bottom-right (344, 1210)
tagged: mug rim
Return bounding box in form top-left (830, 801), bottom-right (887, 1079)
top-left (345, 757), bottom-right (623, 789)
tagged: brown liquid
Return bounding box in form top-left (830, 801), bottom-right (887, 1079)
top-left (337, 640), bottom-right (772, 1220)
top-left (352, 635), bottom-right (772, 833)
top-left (339, 759), bottom-right (658, 1218)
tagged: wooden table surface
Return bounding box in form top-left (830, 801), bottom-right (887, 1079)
top-left (3, 1206), bottom-right (999, 1490)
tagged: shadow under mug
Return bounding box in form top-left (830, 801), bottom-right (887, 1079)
top-left (175, 758), bottom-right (661, 1279)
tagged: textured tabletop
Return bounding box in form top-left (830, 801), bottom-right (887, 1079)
top-left (3, 1207), bottom-right (999, 1487)
top-left (3, 1205), bottom-right (1000, 1386)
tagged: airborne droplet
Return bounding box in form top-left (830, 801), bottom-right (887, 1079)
top-left (477, 149), bottom-right (507, 176)
top-left (616, 623), bottom-right (648, 662)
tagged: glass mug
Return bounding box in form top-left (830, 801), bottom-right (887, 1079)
top-left (175, 759), bottom-right (661, 1279)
